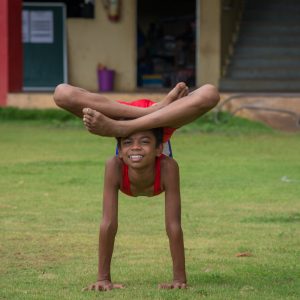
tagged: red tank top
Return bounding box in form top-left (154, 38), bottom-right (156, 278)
top-left (120, 155), bottom-right (164, 196)
top-left (117, 99), bottom-right (176, 142)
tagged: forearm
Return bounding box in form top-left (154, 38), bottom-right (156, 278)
top-left (167, 226), bottom-right (187, 282)
top-left (97, 221), bottom-right (118, 281)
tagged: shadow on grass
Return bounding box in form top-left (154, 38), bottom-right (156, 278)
top-left (241, 212), bottom-right (300, 224)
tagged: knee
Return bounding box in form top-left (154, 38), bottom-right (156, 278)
top-left (201, 84), bottom-right (220, 109)
top-left (53, 83), bottom-right (74, 107)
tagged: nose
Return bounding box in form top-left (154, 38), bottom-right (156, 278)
top-left (131, 141), bottom-right (142, 150)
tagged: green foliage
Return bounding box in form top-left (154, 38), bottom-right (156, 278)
top-left (1, 122), bottom-right (299, 300)
top-left (179, 111), bottom-right (273, 134)
top-left (0, 107), bottom-right (273, 133)
top-left (0, 107), bottom-right (77, 121)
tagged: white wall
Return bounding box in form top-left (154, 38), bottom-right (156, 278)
top-left (67, 0), bottom-right (136, 91)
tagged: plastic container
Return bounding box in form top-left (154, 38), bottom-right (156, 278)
top-left (97, 68), bottom-right (115, 92)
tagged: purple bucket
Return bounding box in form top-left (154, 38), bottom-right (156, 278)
top-left (98, 69), bottom-right (115, 91)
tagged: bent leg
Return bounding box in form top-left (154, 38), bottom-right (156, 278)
top-left (53, 83), bottom-right (188, 119)
top-left (83, 84), bottom-right (220, 137)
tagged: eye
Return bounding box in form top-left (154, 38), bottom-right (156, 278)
top-left (141, 139), bottom-right (150, 144)
top-left (122, 139), bottom-right (132, 146)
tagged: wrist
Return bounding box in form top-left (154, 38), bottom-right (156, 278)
top-left (97, 274), bottom-right (111, 282)
top-left (173, 278), bottom-right (187, 284)
top-left (173, 273), bottom-right (187, 283)
top-left (97, 279), bottom-right (111, 283)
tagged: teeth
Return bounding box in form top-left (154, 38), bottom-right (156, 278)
top-left (129, 155), bottom-right (143, 160)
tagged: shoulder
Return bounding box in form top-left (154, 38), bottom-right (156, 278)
top-left (160, 157), bottom-right (180, 193)
top-left (104, 156), bottom-right (122, 186)
top-left (161, 156), bottom-right (179, 173)
top-left (105, 155), bottom-right (122, 169)
top-left (161, 156), bottom-right (180, 189)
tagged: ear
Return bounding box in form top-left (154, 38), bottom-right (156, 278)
top-left (117, 146), bottom-right (122, 158)
top-left (156, 143), bottom-right (163, 157)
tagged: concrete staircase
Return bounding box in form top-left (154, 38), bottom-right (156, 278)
top-left (220, 0), bottom-right (300, 92)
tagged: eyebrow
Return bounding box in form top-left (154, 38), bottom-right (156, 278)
top-left (140, 135), bottom-right (152, 139)
top-left (123, 135), bottom-right (152, 140)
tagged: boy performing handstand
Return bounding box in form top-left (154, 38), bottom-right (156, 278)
top-left (53, 82), bottom-right (220, 291)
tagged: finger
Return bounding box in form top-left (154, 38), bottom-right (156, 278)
top-left (158, 283), bottom-right (172, 289)
top-left (113, 283), bottom-right (125, 289)
top-left (104, 284), bottom-right (113, 291)
top-left (174, 283), bottom-right (187, 289)
top-left (97, 284), bottom-right (107, 292)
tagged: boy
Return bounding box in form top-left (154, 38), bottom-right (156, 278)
top-left (53, 82), bottom-right (220, 291)
top-left (86, 128), bottom-right (186, 291)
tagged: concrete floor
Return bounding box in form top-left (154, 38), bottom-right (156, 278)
top-left (7, 91), bottom-right (300, 132)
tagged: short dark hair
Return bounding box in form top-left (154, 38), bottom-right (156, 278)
top-left (116, 128), bottom-right (164, 149)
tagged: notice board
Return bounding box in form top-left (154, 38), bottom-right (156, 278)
top-left (23, 3), bottom-right (67, 91)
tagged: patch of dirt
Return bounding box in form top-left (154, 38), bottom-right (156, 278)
top-left (219, 94), bottom-right (300, 132)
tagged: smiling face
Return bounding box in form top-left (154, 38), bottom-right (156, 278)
top-left (118, 130), bottom-right (163, 168)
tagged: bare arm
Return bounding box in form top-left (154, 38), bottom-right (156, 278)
top-left (84, 157), bottom-right (124, 291)
top-left (159, 158), bottom-right (187, 289)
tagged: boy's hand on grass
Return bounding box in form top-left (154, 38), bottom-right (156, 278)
top-left (158, 281), bottom-right (187, 289)
top-left (83, 280), bottom-right (124, 292)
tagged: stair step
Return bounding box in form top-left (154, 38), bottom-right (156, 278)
top-left (221, 0), bottom-right (300, 92)
top-left (227, 68), bottom-right (300, 79)
top-left (246, 1), bottom-right (300, 10)
top-left (219, 79), bottom-right (300, 92)
top-left (229, 58), bottom-right (300, 68)
top-left (240, 23), bottom-right (300, 34)
top-left (234, 46), bottom-right (300, 56)
top-left (243, 11), bottom-right (300, 21)
top-left (237, 37), bottom-right (300, 47)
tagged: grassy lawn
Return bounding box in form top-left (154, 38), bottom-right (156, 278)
top-left (1, 112), bottom-right (299, 299)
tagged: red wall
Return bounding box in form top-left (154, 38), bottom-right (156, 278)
top-left (0, 0), bottom-right (23, 106)
top-left (0, 1), bottom-right (9, 106)
top-left (8, 0), bottom-right (23, 92)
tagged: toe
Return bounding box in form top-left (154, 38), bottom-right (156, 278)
top-left (83, 107), bottom-right (95, 116)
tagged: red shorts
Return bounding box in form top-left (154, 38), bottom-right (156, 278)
top-left (117, 99), bottom-right (176, 142)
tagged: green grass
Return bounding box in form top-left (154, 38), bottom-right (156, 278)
top-left (1, 112), bottom-right (300, 299)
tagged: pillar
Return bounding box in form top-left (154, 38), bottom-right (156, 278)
top-left (0, 0), bottom-right (23, 106)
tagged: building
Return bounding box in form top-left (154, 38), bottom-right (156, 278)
top-left (1, 0), bottom-right (300, 107)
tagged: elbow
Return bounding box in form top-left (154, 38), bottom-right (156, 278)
top-left (100, 219), bottom-right (118, 236)
top-left (166, 222), bottom-right (183, 240)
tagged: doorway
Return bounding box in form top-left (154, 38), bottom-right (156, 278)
top-left (137, 0), bottom-right (196, 89)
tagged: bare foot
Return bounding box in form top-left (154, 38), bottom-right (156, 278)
top-left (82, 108), bottom-right (128, 137)
top-left (158, 282), bottom-right (187, 289)
top-left (160, 82), bottom-right (189, 107)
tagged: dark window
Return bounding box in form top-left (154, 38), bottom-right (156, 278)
top-left (137, 0), bottom-right (196, 88)
top-left (23, 0), bottom-right (95, 18)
